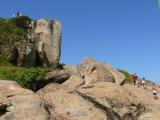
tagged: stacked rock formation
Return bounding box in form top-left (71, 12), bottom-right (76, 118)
top-left (33, 19), bottom-right (62, 67)
top-left (0, 18), bottom-right (62, 67)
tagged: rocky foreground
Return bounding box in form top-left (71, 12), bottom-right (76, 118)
top-left (0, 57), bottom-right (160, 120)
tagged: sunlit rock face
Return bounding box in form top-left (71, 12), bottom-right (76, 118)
top-left (0, 18), bottom-right (62, 67)
top-left (33, 19), bottom-right (62, 67)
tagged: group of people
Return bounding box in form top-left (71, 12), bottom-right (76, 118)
top-left (130, 73), bottom-right (158, 99)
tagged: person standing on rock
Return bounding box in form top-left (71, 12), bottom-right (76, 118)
top-left (152, 87), bottom-right (158, 100)
top-left (142, 77), bottom-right (146, 87)
top-left (131, 73), bottom-right (138, 85)
top-left (16, 12), bottom-right (20, 17)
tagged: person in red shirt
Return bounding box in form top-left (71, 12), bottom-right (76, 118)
top-left (130, 73), bottom-right (138, 85)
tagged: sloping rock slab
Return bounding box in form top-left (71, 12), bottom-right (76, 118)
top-left (44, 70), bottom-right (70, 84)
top-left (76, 82), bottom-right (149, 119)
top-left (0, 80), bottom-right (49, 120)
top-left (37, 83), bottom-right (107, 120)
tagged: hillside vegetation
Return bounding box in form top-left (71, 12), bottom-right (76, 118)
top-left (0, 16), bottom-right (31, 47)
top-left (0, 54), bottom-right (12, 66)
top-left (0, 54), bottom-right (51, 91)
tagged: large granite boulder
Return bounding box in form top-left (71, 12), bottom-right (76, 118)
top-left (76, 82), bottom-right (149, 119)
top-left (77, 57), bottom-right (125, 85)
top-left (124, 84), bottom-right (160, 113)
top-left (37, 82), bottom-right (148, 120)
top-left (105, 65), bottom-right (125, 85)
top-left (63, 74), bottom-right (84, 89)
top-left (33, 19), bottom-right (62, 67)
top-left (37, 83), bottom-right (109, 120)
top-left (78, 57), bottom-right (115, 85)
top-left (0, 80), bottom-right (49, 120)
top-left (44, 70), bottom-right (71, 83)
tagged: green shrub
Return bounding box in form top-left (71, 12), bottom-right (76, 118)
top-left (0, 16), bottom-right (31, 47)
top-left (119, 70), bottom-right (132, 85)
top-left (0, 67), bottom-right (50, 90)
top-left (7, 16), bottom-right (31, 31)
top-left (0, 54), bottom-right (12, 67)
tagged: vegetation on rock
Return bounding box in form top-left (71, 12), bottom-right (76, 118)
top-left (119, 70), bottom-right (132, 85)
top-left (0, 16), bottom-right (31, 47)
top-left (0, 66), bottom-right (50, 90)
top-left (0, 54), bottom-right (12, 67)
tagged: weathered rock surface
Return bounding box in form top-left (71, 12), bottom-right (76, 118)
top-left (77, 57), bottom-right (125, 85)
top-left (17, 43), bottom-right (37, 67)
top-left (33, 19), bottom-right (62, 67)
top-left (44, 70), bottom-right (71, 83)
top-left (76, 82), bottom-right (149, 119)
top-left (0, 80), bottom-right (49, 120)
top-left (63, 74), bottom-right (84, 89)
top-left (78, 57), bottom-right (115, 85)
top-left (1, 58), bottom-right (160, 120)
top-left (0, 18), bottom-right (62, 67)
top-left (124, 84), bottom-right (160, 112)
top-left (36, 81), bottom-right (150, 120)
top-left (37, 84), bottom-right (107, 120)
top-left (105, 66), bottom-right (125, 85)
top-left (138, 112), bottom-right (160, 120)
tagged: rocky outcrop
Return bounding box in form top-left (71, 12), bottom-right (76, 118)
top-left (63, 74), bottom-right (84, 89)
top-left (37, 84), bottom-right (107, 120)
top-left (44, 70), bottom-right (71, 84)
top-left (124, 84), bottom-right (160, 113)
top-left (1, 79), bottom-right (158, 120)
top-left (105, 66), bottom-right (125, 85)
top-left (64, 57), bottom-right (125, 86)
top-left (0, 18), bottom-right (62, 67)
top-left (1, 58), bottom-right (160, 120)
top-left (78, 57), bottom-right (115, 85)
top-left (62, 57), bottom-right (126, 88)
top-left (76, 82), bottom-right (149, 119)
top-left (0, 80), bottom-right (49, 120)
top-left (33, 19), bottom-right (62, 67)
top-left (37, 82), bottom-right (149, 120)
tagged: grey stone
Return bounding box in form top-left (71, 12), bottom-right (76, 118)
top-left (33, 19), bottom-right (62, 67)
top-left (0, 80), bottom-right (49, 120)
top-left (78, 57), bottom-right (115, 85)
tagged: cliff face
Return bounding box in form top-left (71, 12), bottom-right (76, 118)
top-left (0, 18), bottom-right (62, 67)
top-left (33, 19), bottom-right (62, 67)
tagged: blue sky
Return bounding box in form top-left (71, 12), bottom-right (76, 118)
top-left (0, 0), bottom-right (160, 83)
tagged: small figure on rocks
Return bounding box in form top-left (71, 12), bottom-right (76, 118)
top-left (142, 77), bottom-right (146, 87)
top-left (131, 73), bottom-right (138, 86)
top-left (152, 87), bottom-right (158, 100)
top-left (16, 12), bottom-right (22, 17)
top-left (16, 12), bottom-right (20, 17)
